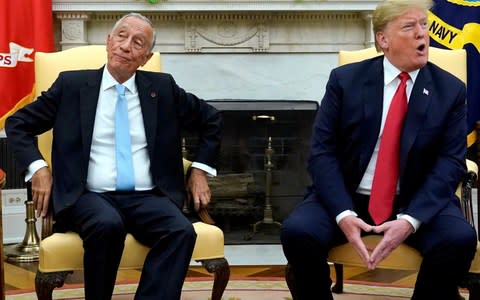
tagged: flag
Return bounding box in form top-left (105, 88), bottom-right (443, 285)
top-left (428, 0), bottom-right (480, 147)
top-left (0, 0), bottom-right (54, 130)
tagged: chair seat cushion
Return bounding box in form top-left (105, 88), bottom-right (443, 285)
top-left (38, 222), bottom-right (225, 272)
top-left (328, 235), bottom-right (422, 271)
top-left (328, 235), bottom-right (480, 272)
top-left (468, 242), bottom-right (480, 273)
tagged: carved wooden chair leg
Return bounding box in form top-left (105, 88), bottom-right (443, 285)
top-left (331, 263), bottom-right (344, 293)
top-left (285, 263), bottom-right (299, 299)
top-left (201, 258), bottom-right (230, 300)
top-left (460, 273), bottom-right (480, 300)
top-left (35, 270), bottom-right (72, 300)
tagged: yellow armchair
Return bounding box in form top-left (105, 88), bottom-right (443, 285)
top-left (33, 45), bottom-right (230, 300)
top-left (285, 47), bottom-right (480, 299)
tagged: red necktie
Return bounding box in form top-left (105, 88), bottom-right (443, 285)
top-left (369, 72), bottom-right (409, 225)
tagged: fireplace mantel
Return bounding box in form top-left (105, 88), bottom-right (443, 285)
top-left (52, 0), bottom-right (379, 52)
top-left (53, 0), bottom-right (380, 12)
top-left (48, 0), bottom-right (379, 110)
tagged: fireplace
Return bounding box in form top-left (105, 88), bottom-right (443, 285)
top-left (183, 100), bottom-right (318, 244)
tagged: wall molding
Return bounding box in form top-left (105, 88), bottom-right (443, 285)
top-left (53, 0), bottom-right (381, 12)
top-left (55, 10), bottom-right (372, 52)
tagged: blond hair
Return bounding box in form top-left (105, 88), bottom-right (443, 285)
top-left (372, 0), bottom-right (433, 51)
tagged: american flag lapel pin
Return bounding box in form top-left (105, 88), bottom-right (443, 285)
top-left (423, 88), bottom-right (429, 96)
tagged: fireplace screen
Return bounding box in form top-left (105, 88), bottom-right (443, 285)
top-left (183, 100), bottom-right (318, 244)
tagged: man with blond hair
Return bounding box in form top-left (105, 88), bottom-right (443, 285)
top-left (281, 0), bottom-right (477, 299)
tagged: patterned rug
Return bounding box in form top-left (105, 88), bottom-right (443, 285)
top-left (5, 278), bottom-right (468, 299)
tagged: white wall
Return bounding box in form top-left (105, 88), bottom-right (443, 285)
top-left (162, 53), bottom-right (337, 101)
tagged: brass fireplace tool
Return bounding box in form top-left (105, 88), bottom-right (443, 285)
top-left (251, 115), bottom-right (282, 234)
top-left (5, 185), bottom-right (40, 262)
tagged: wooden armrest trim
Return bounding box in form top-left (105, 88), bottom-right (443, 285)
top-left (198, 207), bottom-right (215, 225)
top-left (0, 168), bottom-right (5, 188)
top-left (42, 211), bottom-right (54, 239)
top-left (460, 170), bottom-right (478, 228)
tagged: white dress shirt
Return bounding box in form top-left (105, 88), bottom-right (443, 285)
top-left (26, 67), bottom-right (216, 191)
top-left (86, 69), bottom-right (152, 191)
top-left (336, 57), bottom-right (421, 231)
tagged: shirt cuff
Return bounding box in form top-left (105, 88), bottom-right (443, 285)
top-left (397, 213), bottom-right (421, 232)
top-left (25, 160), bottom-right (48, 182)
top-left (191, 162), bottom-right (217, 177)
top-left (336, 210), bottom-right (358, 224)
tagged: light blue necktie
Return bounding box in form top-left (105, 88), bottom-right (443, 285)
top-left (114, 84), bottom-right (135, 191)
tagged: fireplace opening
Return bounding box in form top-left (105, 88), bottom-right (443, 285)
top-left (183, 100), bottom-right (318, 244)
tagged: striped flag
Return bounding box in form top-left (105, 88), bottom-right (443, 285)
top-left (428, 0), bottom-right (480, 147)
top-left (0, 0), bottom-right (55, 130)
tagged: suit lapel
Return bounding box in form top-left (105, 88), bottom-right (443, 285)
top-left (400, 65), bottom-right (432, 176)
top-left (360, 58), bottom-right (385, 171)
top-left (136, 71), bottom-right (158, 157)
top-left (79, 68), bottom-right (103, 168)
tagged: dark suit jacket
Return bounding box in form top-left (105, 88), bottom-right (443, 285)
top-left (6, 67), bottom-right (223, 215)
top-left (307, 55), bottom-right (467, 224)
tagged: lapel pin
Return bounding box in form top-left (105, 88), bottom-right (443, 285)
top-left (423, 88), bottom-right (429, 96)
top-left (150, 91), bottom-right (157, 98)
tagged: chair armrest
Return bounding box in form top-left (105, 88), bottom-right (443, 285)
top-left (41, 209), bottom-right (55, 239)
top-left (459, 159), bottom-right (478, 228)
top-left (26, 181), bottom-right (55, 240)
top-left (183, 158), bottom-right (216, 225)
top-left (197, 207), bottom-right (215, 225)
top-left (467, 159), bottom-right (478, 176)
top-left (0, 168), bottom-right (5, 188)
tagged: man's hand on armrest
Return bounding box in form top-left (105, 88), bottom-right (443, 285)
top-left (31, 166), bottom-right (52, 218)
top-left (187, 168), bottom-right (211, 211)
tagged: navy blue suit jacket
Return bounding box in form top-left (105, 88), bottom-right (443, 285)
top-left (6, 67), bottom-right (223, 215)
top-left (307, 55), bottom-right (467, 224)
